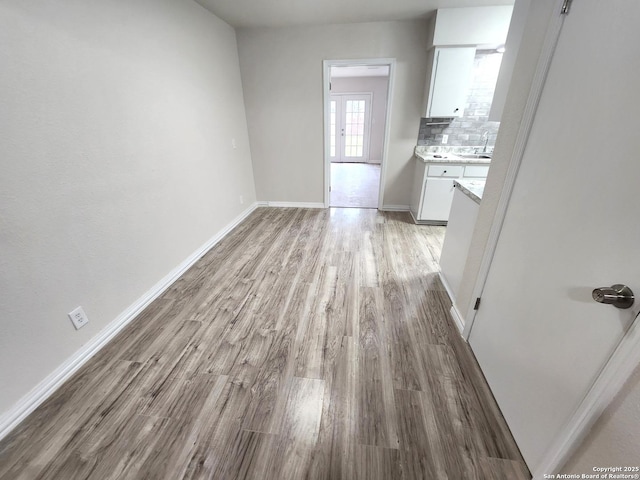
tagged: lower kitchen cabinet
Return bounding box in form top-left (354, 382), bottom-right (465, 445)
top-left (421, 177), bottom-right (457, 222)
top-left (410, 157), bottom-right (488, 224)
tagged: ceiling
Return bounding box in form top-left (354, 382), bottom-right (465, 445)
top-left (194, 0), bottom-right (514, 29)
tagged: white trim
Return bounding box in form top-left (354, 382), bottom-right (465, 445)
top-left (323, 62), bottom-right (331, 208)
top-left (409, 209), bottom-right (446, 225)
top-left (322, 58), bottom-right (396, 210)
top-left (377, 62), bottom-right (395, 211)
top-left (266, 201), bottom-right (325, 209)
top-left (449, 305), bottom-right (465, 336)
top-left (380, 204), bottom-right (410, 212)
top-left (438, 272), bottom-right (466, 335)
top-left (0, 202), bottom-right (260, 442)
top-left (462, 2), bottom-right (566, 340)
top-left (534, 313), bottom-right (640, 478)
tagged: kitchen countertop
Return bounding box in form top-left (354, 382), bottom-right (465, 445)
top-left (454, 179), bottom-right (486, 204)
top-left (414, 149), bottom-right (491, 165)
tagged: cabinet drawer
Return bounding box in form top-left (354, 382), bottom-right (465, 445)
top-left (427, 165), bottom-right (463, 177)
top-left (464, 165), bottom-right (490, 178)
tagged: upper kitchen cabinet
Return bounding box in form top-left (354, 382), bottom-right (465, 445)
top-left (431, 6), bottom-right (514, 47)
top-left (423, 6), bottom-right (513, 118)
top-left (426, 47), bottom-right (476, 118)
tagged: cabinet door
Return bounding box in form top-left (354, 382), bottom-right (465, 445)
top-left (427, 47), bottom-right (476, 117)
top-left (420, 177), bottom-right (457, 221)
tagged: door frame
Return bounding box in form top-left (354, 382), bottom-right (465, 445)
top-left (330, 92), bottom-right (373, 163)
top-left (322, 58), bottom-right (395, 209)
top-left (461, 0), bottom-right (640, 476)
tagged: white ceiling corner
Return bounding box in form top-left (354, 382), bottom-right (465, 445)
top-left (194, 0), bottom-right (515, 29)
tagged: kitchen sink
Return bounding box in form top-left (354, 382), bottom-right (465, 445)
top-left (458, 153), bottom-right (492, 159)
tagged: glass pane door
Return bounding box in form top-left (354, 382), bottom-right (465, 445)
top-left (330, 93), bottom-right (371, 163)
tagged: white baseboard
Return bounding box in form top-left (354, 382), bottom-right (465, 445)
top-left (439, 271), bottom-right (455, 302)
top-left (0, 202), bottom-right (260, 442)
top-left (449, 305), bottom-right (466, 336)
top-left (380, 204), bottom-right (410, 211)
top-left (409, 210), bottom-right (447, 225)
top-left (266, 201), bottom-right (325, 209)
top-left (438, 272), bottom-right (466, 336)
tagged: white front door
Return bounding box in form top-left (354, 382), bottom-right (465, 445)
top-left (330, 93), bottom-right (371, 163)
top-left (468, 0), bottom-right (640, 471)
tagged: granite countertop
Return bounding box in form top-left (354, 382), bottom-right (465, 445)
top-left (454, 179), bottom-right (486, 204)
top-left (414, 146), bottom-right (492, 165)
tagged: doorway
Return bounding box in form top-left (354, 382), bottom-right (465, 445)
top-left (330, 93), bottom-right (372, 163)
top-left (323, 60), bottom-right (394, 209)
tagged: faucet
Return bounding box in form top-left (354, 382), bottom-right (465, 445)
top-left (475, 131), bottom-right (490, 154)
top-left (481, 130), bottom-right (490, 153)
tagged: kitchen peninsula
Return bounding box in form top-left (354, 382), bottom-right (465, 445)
top-left (439, 177), bottom-right (486, 332)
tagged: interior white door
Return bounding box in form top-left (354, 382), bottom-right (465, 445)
top-left (330, 93), bottom-right (371, 163)
top-left (468, 0), bottom-right (640, 470)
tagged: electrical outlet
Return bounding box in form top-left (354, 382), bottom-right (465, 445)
top-left (68, 306), bottom-right (89, 330)
top-left (442, 134), bottom-right (448, 144)
top-left (231, 138), bottom-right (237, 149)
top-left (239, 195), bottom-right (244, 205)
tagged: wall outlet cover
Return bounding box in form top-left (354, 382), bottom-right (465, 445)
top-left (68, 306), bottom-right (89, 330)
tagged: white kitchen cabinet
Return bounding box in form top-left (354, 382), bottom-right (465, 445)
top-left (410, 157), bottom-right (489, 224)
top-left (421, 177), bottom-right (457, 222)
top-left (425, 47), bottom-right (476, 118)
top-left (428, 165), bottom-right (463, 177)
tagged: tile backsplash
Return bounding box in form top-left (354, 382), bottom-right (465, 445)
top-left (418, 50), bottom-right (502, 149)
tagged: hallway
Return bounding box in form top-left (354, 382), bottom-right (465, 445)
top-left (0, 208), bottom-right (529, 479)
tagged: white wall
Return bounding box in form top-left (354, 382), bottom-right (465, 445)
top-left (0, 0), bottom-right (256, 416)
top-left (456, 0), bottom-right (555, 319)
top-left (564, 362), bottom-right (640, 473)
top-left (330, 76), bottom-right (389, 164)
top-left (489, 0), bottom-right (530, 121)
top-left (237, 20), bottom-right (431, 207)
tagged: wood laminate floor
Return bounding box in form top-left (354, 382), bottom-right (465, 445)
top-left (330, 163), bottom-right (380, 208)
top-left (0, 208), bottom-right (530, 480)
